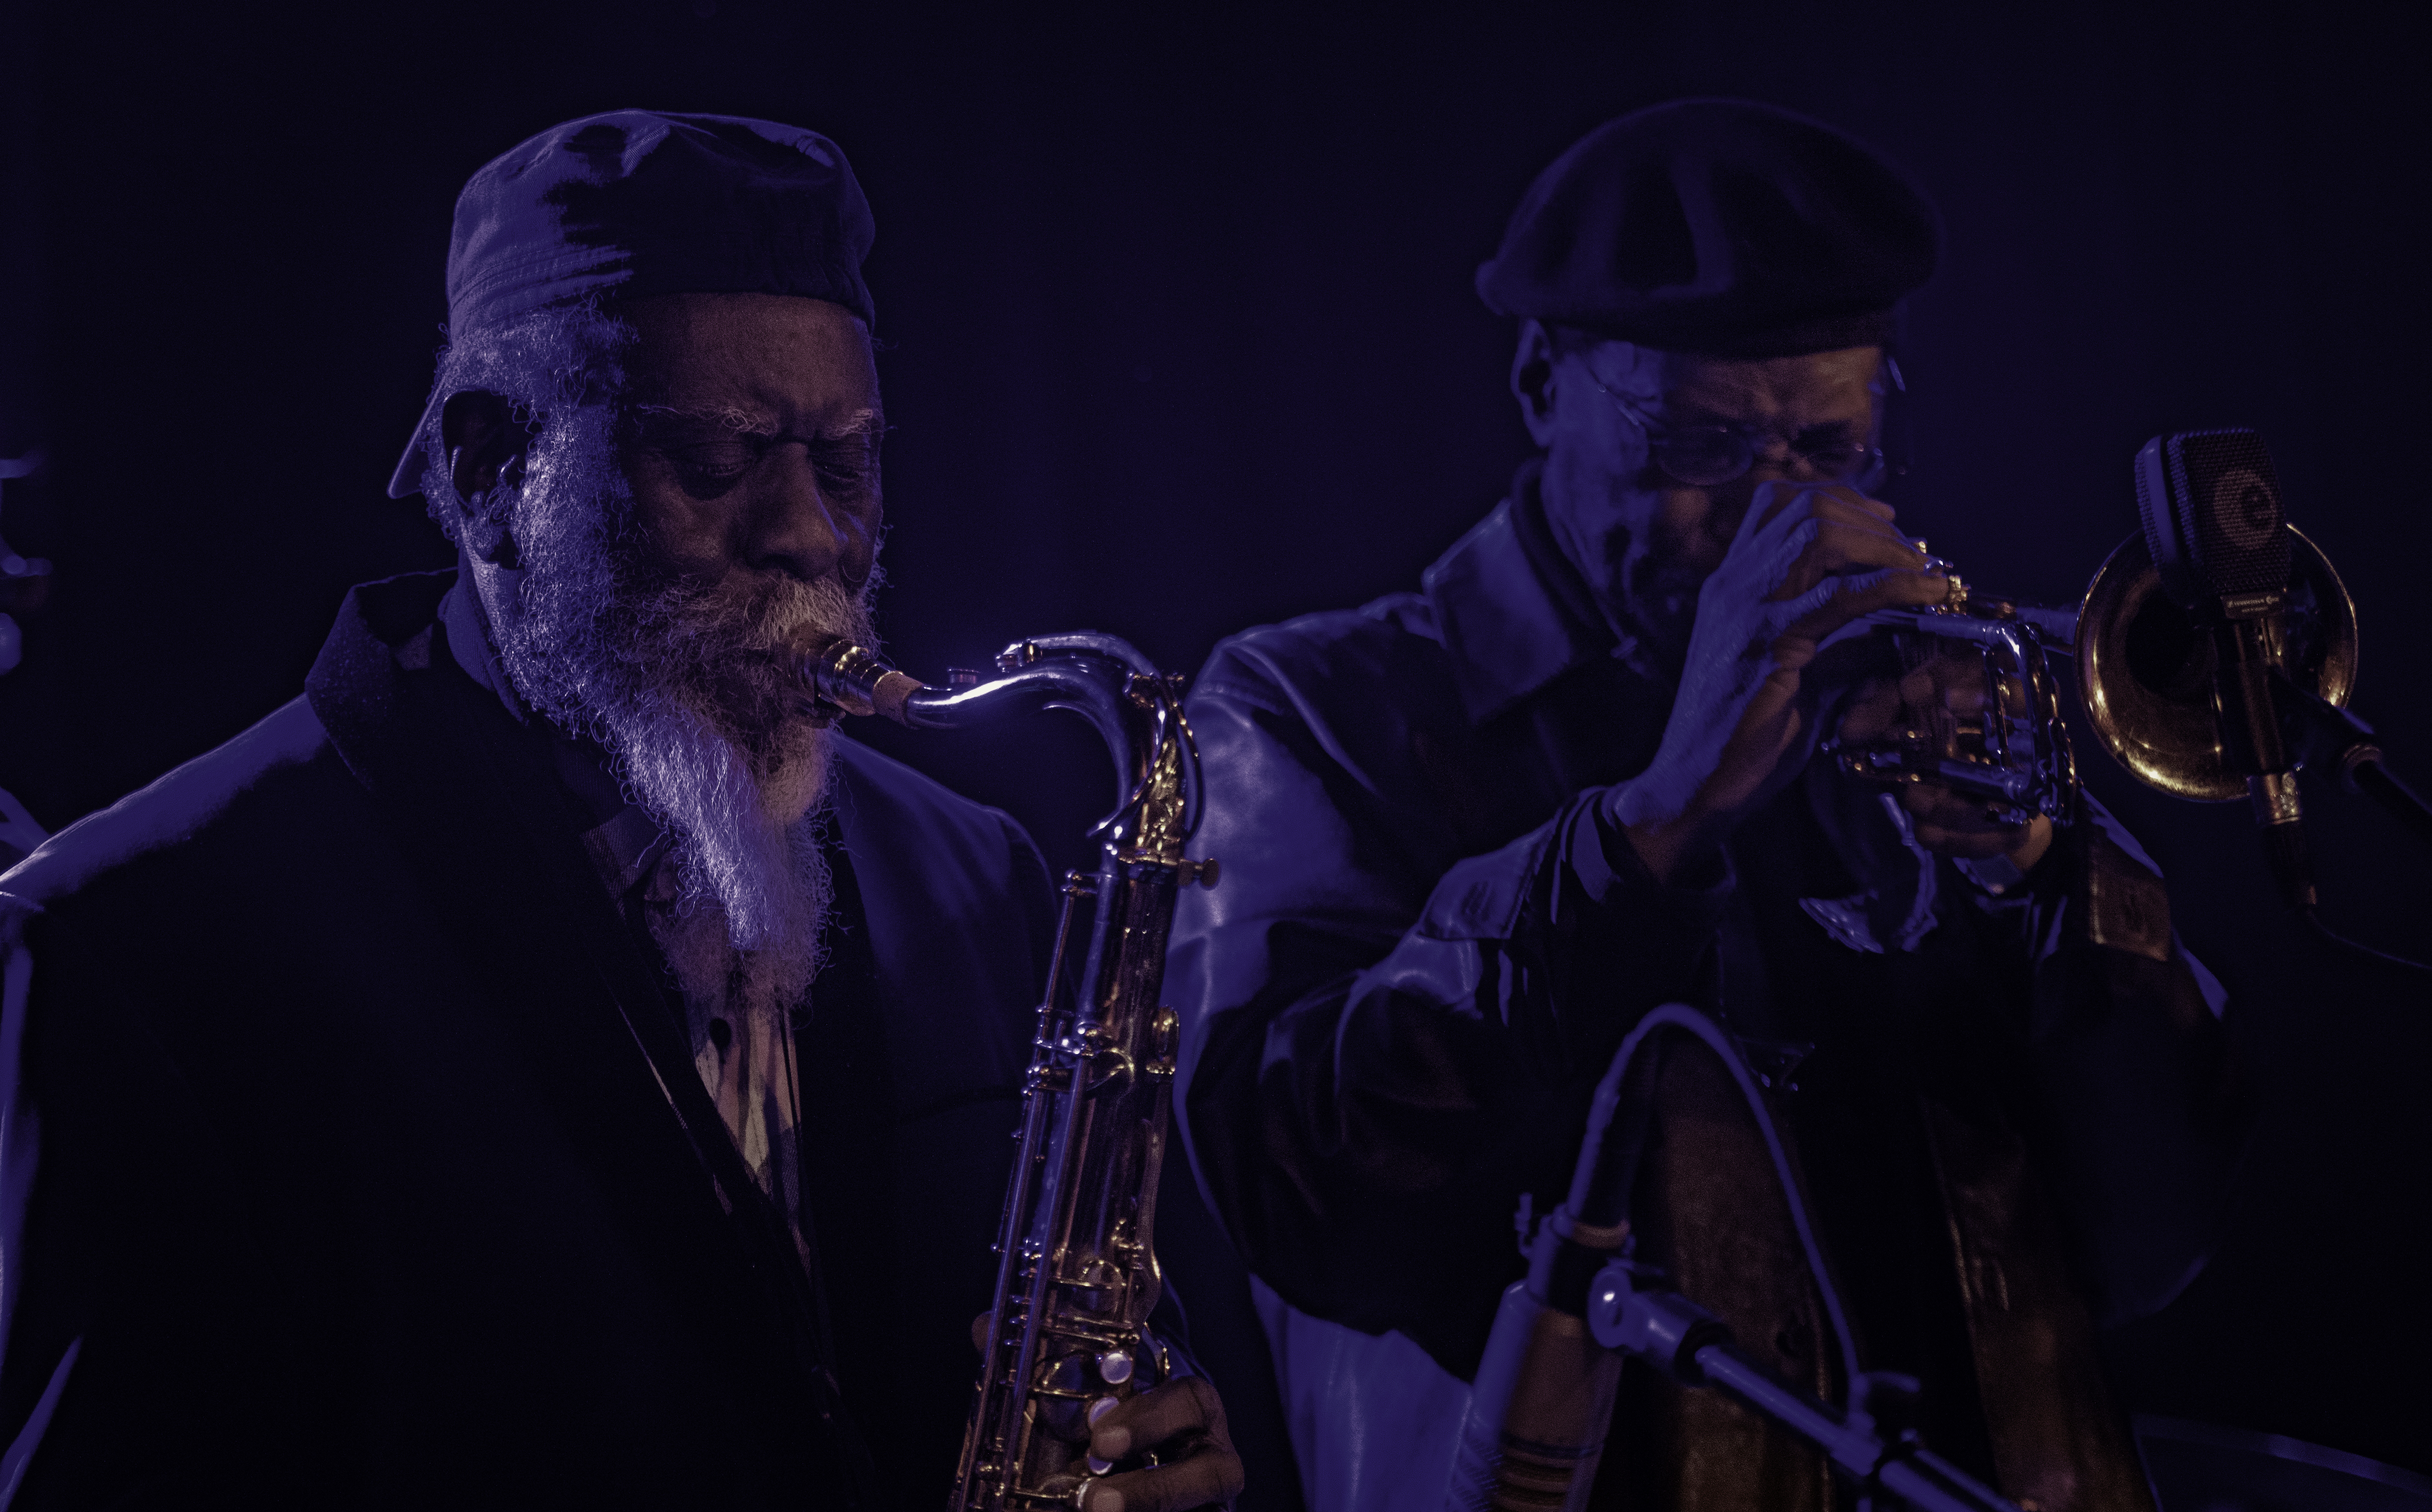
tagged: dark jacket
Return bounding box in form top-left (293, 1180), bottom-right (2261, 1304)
top-left (0, 571), bottom-right (1056, 1509)
top-left (1170, 473), bottom-right (2243, 1511)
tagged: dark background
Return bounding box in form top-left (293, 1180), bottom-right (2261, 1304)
top-left (4, 0), bottom-right (2427, 1486)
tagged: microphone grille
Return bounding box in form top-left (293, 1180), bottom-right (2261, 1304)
top-left (2136, 428), bottom-right (2292, 611)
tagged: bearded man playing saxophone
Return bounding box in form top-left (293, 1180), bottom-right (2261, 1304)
top-left (1171, 100), bottom-right (2244, 1511)
top-left (0, 112), bottom-right (1243, 1510)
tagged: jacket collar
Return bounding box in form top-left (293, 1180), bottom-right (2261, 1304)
top-left (1423, 459), bottom-right (1621, 725)
top-left (302, 571), bottom-right (858, 1460)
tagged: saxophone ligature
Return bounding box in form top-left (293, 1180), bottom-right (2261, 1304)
top-left (792, 629), bottom-right (1215, 1511)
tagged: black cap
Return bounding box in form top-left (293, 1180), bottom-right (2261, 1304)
top-left (390, 110), bottom-right (876, 498)
top-left (1476, 99), bottom-right (1940, 358)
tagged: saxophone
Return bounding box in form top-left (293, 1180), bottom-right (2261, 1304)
top-left (793, 630), bottom-right (1215, 1510)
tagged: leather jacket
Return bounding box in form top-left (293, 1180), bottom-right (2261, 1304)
top-left (1169, 467), bottom-right (2244, 1510)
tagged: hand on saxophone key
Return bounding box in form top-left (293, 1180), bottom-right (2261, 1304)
top-left (1074, 1377), bottom-right (1245, 1512)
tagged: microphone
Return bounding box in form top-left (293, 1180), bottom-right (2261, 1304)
top-left (2133, 429), bottom-right (2315, 910)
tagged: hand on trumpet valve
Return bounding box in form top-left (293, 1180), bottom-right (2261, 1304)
top-left (1613, 480), bottom-right (1952, 882)
top-left (1835, 648), bottom-right (2055, 868)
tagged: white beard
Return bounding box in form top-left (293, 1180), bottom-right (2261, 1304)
top-left (630, 729), bottom-right (837, 1029)
top-left (479, 400), bottom-right (879, 1025)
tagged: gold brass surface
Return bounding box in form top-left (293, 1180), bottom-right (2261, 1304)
top-left (2075, 525), bottom-right (2357, 803)
top-left (795, 629), bottom-right (1212, 1511)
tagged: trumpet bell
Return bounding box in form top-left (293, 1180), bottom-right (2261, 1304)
top-left (2076, 524), bottom-right (2358, 802)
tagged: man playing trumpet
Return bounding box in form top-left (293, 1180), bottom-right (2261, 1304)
top-left (1171, 99), bottom-right (2242, 1511)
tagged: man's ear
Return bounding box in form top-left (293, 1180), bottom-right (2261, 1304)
top-left (440, 390), bottom-right (531, 507)
top-left (440, 390), bottom-right (536, 568)
top-left (1510, 320), bottom-right (1561, 447)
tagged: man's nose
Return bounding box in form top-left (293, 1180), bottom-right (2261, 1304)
top-left (745, 443), bottom-right (874, 586)
top-left (1746, 438), bottom-right (1810, 479)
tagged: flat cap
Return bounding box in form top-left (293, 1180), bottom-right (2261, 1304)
top-left (1476, 99), bottom-right (1939, 358)
top-left (390, 109), bottom-right (875, 497)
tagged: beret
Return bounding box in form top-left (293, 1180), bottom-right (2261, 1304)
top-left (390, 109), bottom-right (875, 498)
top-left (1476, 99), bottom-right (1940, 358)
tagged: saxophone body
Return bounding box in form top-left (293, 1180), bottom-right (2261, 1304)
top-left (793, 630), bottom-right (1214, 1510)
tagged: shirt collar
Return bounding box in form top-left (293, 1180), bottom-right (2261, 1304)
top-left (1422, 459), bottom-right (1621, 725)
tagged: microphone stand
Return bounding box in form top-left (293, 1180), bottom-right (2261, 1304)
top-left (1445, 1005), bottom-right (2022, 1512)
top-left (2264, 672), bottom-right (2432, 973)
top-left (2274, 672), bottom-right (2432, 850)
top-left (2346, 759), bottom-right (2432, 848)
top-left (1587, 1263), bottom-right (2017, 1512)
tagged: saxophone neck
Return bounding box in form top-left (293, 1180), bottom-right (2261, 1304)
top-left (791, 633), bottom-right (1206, 867)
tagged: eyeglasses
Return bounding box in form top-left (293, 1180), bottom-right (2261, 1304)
top-left (1585, 373), bottom-right (1887, 491)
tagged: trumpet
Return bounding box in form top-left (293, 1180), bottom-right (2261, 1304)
top-left (1824, 525), bottom-right (2358, 822)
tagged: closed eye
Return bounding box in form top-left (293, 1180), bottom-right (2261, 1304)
top-left (653, 439), bottom-right (762, 499)
top-left (808, 435), bottom-right (879, 492)
top-left (632, 407), bottom-right (884, 500)
top-left (671, 440), bottom-right (760, 477)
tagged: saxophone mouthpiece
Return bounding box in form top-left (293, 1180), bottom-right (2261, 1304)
top-left (796, 634), bottom-right (927, 725)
